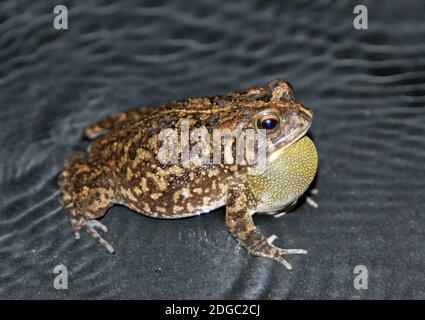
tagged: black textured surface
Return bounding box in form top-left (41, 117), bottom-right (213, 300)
top-left (1, 0), bottom-right (425, 299)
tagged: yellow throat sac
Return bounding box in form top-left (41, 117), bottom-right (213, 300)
top-left (247, 136), bottom-right (318, 213)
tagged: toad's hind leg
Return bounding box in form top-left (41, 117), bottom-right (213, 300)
top-left (58, 153), bottom-right (116, 253)
top-left (83, 108), bottom-right (147, 140)
top-left (226, 183), bottom-right (307, 270)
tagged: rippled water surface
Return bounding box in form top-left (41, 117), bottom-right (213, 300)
top-left (1, 0), bottom-right (425, 299)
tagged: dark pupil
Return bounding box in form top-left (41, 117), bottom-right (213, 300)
top-left (260, 117), bottom-right (278, 130)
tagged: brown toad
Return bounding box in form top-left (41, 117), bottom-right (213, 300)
top-left (58, 80), bottom-right (318, 270)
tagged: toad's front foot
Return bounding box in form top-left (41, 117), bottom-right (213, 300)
top-left (264, 234), bottom-right (307, 270)
top-left (71, 217), bottom-right (115, 254)
top-left (226, 183), bottom-right (308, 270)
top-left (306, 188), bottom-right (319, 209)
top-left (244, 232), bottom-right (307, 270)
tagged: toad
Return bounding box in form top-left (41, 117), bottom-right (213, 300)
top-left (58, 80), bottom-right (318, 270)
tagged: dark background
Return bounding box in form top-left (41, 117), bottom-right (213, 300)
top-left (1, 0), bottom-right (425, 299)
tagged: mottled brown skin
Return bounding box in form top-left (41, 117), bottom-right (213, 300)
top-left (58, 80), bottom-right (314, 269)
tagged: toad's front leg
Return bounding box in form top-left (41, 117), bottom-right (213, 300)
top-left (225, 182), bottom-right (307, 270)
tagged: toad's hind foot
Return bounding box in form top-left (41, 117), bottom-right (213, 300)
top-left (58, 153), bottom-right (116, 254)
top-left (72, 216), bottom-right (115, 254)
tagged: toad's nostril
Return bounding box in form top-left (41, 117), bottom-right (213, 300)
top-left (298, 104), bottom-right (313, 119)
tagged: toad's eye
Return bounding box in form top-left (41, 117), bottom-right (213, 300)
top-left (257, 115), bottom-right (280, 130)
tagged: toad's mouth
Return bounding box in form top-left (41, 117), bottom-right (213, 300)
top-left (267, 121), bottom-right (311, 160)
